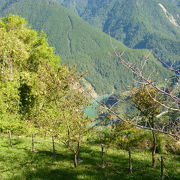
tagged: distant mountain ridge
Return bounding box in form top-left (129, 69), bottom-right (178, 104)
top-left (0, 0), bottom-right (173, 94)
top-left (58, 0), bottom-right (180, 68)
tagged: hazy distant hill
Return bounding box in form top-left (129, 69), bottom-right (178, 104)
top-left (0, 0), bottom-right (173, 94)
top-left (59, 0), bottom-right (180, 67)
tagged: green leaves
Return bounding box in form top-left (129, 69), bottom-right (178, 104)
top-left (131, 86), bottom-right (162, 118)
top-left (0, 0), bottom-right (173, 94)
top-left (0, 15), bottom-right (90, 138)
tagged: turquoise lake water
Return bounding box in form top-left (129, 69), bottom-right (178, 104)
top-left (85, 95), bottom-right (111, 119)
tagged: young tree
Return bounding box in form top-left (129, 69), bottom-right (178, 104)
top-left (131, 86), bottom-right (162, 167)
top-left (33, 62), bottom-right (92, 167)
top-left (112, 122), bottom-right (146, 173)
top-left (58, 87), bottom-right (91, 167)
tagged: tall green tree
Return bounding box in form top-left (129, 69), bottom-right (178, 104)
top-left (0, 15), bottom-right (91, 147)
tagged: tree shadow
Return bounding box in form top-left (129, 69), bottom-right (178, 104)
top-left (4, 145), bottom-right (179, 180)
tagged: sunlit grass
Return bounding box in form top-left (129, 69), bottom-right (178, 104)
top-left (0, 135), bottom-right (179, 180)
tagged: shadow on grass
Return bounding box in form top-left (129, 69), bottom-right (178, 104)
top-left (24, 168), bottom-right (78, 180)
top-left (3, 145), bottom-right (179, 180)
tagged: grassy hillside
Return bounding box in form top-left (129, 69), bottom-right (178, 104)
top-left (0, 0), bottom-right (173, 94)
top-left (60, 0), bottom-right (180, 67)
top-left (0, 135), bottom-right (179, 180)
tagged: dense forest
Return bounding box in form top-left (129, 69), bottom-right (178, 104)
top-left (0, 0), bottom-right (174, 94)
top-left (59, 0), bottom-right (180, 68)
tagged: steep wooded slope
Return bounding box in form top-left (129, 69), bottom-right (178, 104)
top-left (0, 0), bottom-right (173, 94)
top-left (59, 0), bottom-right (180, 67)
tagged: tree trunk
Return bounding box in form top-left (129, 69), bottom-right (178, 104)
top-left (67, 127), bottom-right (70, 148)
top-left (74, 153), bottom-right (78, 168)
top-left (52, 136), bottom-right (56, 156)
top-left (73, 141), bottom-right (80, 168)
top-left (151, 130), bottom-right (157, 168)
top-left (160, 156), bottom-right (164, 180)
top-left (32, 133), bottom-right (35, 152)
top-left (101, 144), bottom-right (105, 168)
top-left (9, 130), bottom-right (12, 147)
top-left (128, 149), bottom-right (133, 174)
top-left (77, 141), bottom-right (80, 161)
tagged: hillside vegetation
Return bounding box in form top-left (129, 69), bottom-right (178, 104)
top-left (0, 13), bottom-right (179, 180)
top-left (59, 0), bottom-right (180, 67)
top-left (0, 0), bottom-right (173, 94)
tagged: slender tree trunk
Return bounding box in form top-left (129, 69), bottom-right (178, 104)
top-left (9, 130), bottom-right (12, 147)
top-left (151, 130), bottom-right (157, 168)
top-left (52, 136), bottom-right (56, 156)
top-left (74, 152), bottom-right (78, 168)
top-left (77, 141), bottom-right (80, 161)
top-left (101, 144), bottom-right (105, 168)
top-left (67, 127), bottom-right (70, 148)
top-left (160, 156), bottom-right (164, 180)
top-left (32, 133), bottom-right (35, 152)
top-left (73, 141), bottom-right (81, 168)
top-left (128, 149), bottom-right (133, 174)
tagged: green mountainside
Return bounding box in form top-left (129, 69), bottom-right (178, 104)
top-left (0, 0), bottom-right (173, 94)
top-left (59, 0), bottom-right (180, 67)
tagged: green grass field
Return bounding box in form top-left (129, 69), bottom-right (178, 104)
top-left (0, 135), bottom-right (179, 180)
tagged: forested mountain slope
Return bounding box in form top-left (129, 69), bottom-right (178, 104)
top-left (0, 0), bottom-right (173, 94)
top-left (59, 0), bottom-right (180, 67)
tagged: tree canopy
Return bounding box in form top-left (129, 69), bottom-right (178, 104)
top-left (0, 14), bottom-right (89, 135)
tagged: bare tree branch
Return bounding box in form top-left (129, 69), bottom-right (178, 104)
top-left (158, 58), bottom-right (180, 75)
top-left (83, 86), bottom-right (180, 140)
top-left (109, 36), bottom-right (180, 106)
